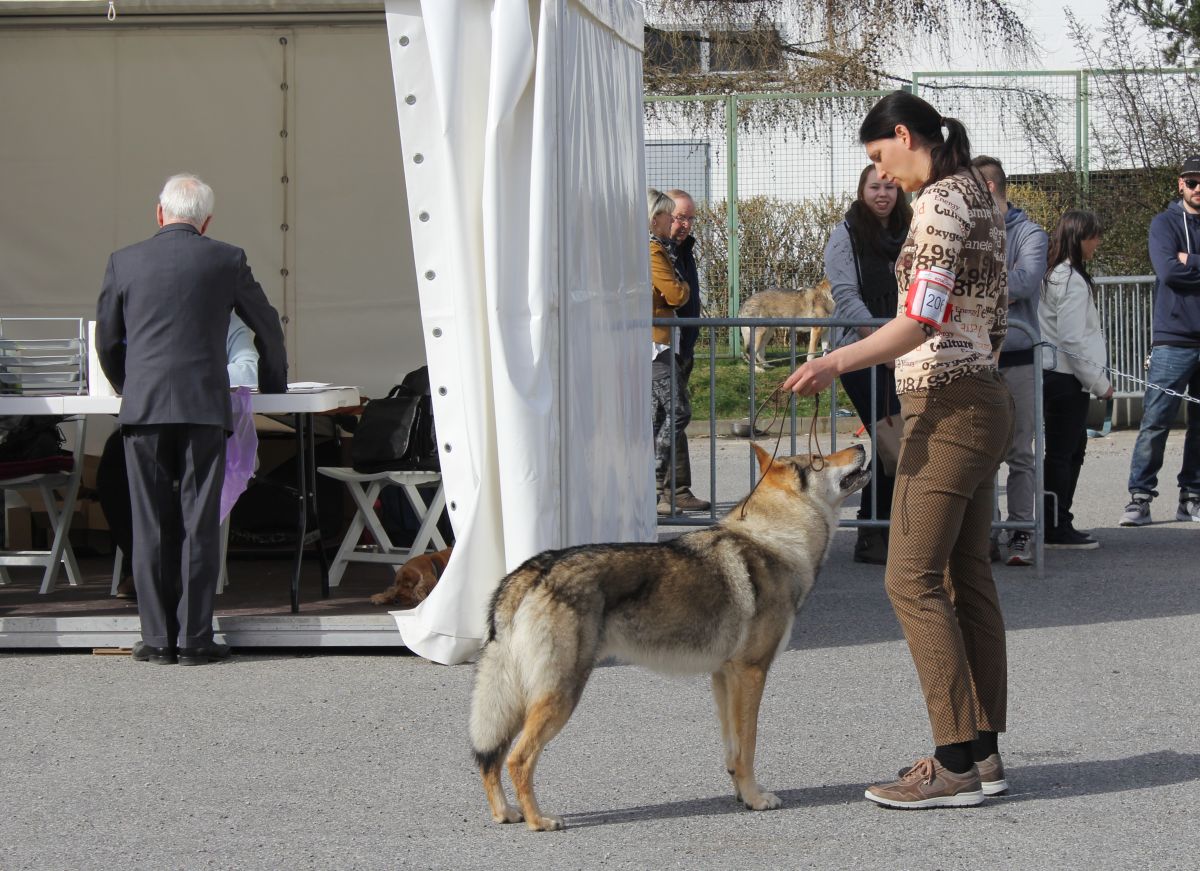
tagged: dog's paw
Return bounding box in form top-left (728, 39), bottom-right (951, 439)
top-left (493, 805), bottom-right (524, 824)
top-left (743, 790), bottom-right (782, 811)
top-left (527, 813), bottom-right (565, 832)
top-left (368, 592), bottom-right (395, 605)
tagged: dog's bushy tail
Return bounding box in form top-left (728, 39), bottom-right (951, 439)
top-left (469, 630), bottom-right (526, 772)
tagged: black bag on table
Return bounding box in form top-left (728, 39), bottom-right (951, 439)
top-left (350, 366), bottom-right (440, 473)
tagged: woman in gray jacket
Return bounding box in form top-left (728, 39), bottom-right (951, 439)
top-left (1039, 210), bottom-right (1114, 548)
top-left (824, 164), bottom-right (912, 563)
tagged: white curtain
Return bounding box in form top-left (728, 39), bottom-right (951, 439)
top-left (384, 0), bottom-right (653, 665)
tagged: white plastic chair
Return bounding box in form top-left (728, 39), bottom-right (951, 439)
top-left (1, 319), bottom-right (88, 594)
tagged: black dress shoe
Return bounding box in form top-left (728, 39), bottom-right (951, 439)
top-left (131, 641), bottom-right (176, 665)
top-left (177, 642), bottom-right (232, 666)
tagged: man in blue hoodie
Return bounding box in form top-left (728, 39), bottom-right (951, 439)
top-left (973, 156), bottom-right (1050, 562)
top-left (1121, 156), bottom-right (1200, 526)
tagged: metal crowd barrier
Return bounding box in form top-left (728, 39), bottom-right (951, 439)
top-left (1092, 276), bottom-right (1155, 396)
top-left (653, 314), bottom-right (1047, 578)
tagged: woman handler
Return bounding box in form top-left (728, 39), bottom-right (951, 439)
top-left (784, 91), bottom-right (1014, 809)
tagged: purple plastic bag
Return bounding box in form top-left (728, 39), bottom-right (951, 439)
top-left (221, 386), bottom-right (258, 521)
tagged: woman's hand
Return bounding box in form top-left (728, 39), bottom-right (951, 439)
top-left (783, 353), bottom-right (840, 396)
top-left (784, 317), bottom-right (926, 396)
top-left (1101, 386), bottom-right (1114, 401)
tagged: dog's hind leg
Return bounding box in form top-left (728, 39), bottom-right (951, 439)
top-left (470, 644), bottom-right (525, 824)
top-left (478, 745), bottom-right (522, 824)
top-left (508, 692), bottom-right (577, 831)
top-left (723, 660), bottom-right (781, 810)
top-left (755, 330), bottom-right (770, 371)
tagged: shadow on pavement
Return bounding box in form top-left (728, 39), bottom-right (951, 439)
top-left (565, 750), bottom-right (1200, 828)
top-left (792, 526), bottom-right (1200, 651)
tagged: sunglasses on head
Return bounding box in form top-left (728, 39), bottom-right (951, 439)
top-left (1184, 178), bottom-right (1200, 190)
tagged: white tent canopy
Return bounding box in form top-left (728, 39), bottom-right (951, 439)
top-left (384, 0), bottom-right (653, 664)
top-left (0, 5), bottom-right (422, 399)
top-left (0, 0), bottom-right (654, 663)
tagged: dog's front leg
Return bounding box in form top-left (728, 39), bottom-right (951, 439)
top-left (725, 661), bottom-right (781, 811)
top-left (711, 669), bottom-right (739, 797)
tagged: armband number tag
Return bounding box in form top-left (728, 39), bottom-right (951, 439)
top-left (905, 266), bottom-right (954, 328)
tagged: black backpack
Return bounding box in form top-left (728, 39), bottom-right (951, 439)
top-left (0, 415), bottom-right (66, 462)
top-left (350, 366), bottom-right (440, 473)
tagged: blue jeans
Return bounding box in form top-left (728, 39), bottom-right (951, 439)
top-left (1128, 345), bottom-right (1200, 498)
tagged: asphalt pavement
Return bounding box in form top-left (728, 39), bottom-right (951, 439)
top-left (2, 429), bottom-right (1198, 870)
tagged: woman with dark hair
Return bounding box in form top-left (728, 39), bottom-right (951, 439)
top-left (1039, 210), bottom-right (1112, 548)
top-left (785, 90), bottom-right (1014, 809)
top-left (825, 164), bottom-right (912, 563)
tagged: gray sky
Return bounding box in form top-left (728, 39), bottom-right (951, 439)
top-left (1027, 0), bottom-right (1110, 69)
top-left (944, 0), bottom-right (1122, 70)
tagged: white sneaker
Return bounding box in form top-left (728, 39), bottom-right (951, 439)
top-left (1005, 532), bottom-right (1033, 566)
top-left (1119, 495), bottom-right (1152, 527)
top-left (1177, 495), bottom-right (1200, 523)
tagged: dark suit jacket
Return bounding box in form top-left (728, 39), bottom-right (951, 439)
top-left (96, 223), bottom-right (288, 429)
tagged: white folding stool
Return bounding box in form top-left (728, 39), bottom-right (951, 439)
top-left (316, 467), bottom-right (447, 588)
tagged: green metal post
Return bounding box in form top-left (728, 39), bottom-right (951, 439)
top-left (726, 93), bottom-right (740, 358)
top-left (1079, 70), bottom-right (1090, 205)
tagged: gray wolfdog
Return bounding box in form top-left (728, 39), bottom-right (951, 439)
top-left (468, 443), bottom-right (870, 831)
top-left (740, 280), bottom-right (834, 371)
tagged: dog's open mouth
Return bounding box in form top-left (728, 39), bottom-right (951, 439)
top-left (840, 465), bottom-right (872, 492)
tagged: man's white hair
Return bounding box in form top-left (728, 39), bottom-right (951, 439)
top-left (159, 173), bottom-right (214, 225)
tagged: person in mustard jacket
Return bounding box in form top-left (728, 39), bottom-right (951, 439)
top-left (648, 188), bottom-right (695, 515)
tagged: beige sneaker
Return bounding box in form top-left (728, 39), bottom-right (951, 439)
top-left (662, 488), bottom-right (711, 513)
top-left (976, 753), bottom-right (1009, 795)
top-left (866, 757), bottom-right (984, 809)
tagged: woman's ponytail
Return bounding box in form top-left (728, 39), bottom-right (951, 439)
top-left (929, 116), bottom-right (972, 185)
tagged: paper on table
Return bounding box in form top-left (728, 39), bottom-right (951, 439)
top-left (87, 321), bottom-right (116, 397)
top-left (287, 381), bottom-right (333, 389)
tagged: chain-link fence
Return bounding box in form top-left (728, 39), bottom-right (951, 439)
top-left (914, 68), bottom-right (1200, 278)
top-left (645, 68), bottom-right (1199, 364)
top-left (646, 90), bottom-right (888, 356)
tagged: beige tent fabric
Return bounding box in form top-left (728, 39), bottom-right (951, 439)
top-left (0, 2), bottom-right (381, 17)
top-left (0, 22), bottom-right (420, 397)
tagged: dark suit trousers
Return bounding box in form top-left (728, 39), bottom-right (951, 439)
top-left (123, 424), bottom-right (226, 648)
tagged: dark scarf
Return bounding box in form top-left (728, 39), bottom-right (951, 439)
top-left (844, 208), bottom-right (906, 319)
top-left (651, 232), bottom-right (685, 282)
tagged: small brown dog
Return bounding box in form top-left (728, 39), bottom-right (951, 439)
top-left (370, 547), bottom-right (453, 607)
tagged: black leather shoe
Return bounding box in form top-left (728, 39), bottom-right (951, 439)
top-left (177, 642), bottom-right (232, 666)
top-left (131, 641), bottom-right (176, 665)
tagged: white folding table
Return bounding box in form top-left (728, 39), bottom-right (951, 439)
top-left (0, 387), bottom-right (360, 612)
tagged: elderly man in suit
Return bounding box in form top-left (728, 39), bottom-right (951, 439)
top-left (96, 173), bottom-right (287, 666)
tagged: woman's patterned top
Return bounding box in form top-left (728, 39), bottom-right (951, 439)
top-left (893, 168), bottom-right (1008, 394)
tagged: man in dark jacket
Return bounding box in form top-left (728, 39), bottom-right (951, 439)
top-left (96, 173), bottom-right (288, 665)
top-left (973, 157), bottom-right (1049, 562)
top-left (1121, 156), bottom-right (1200, 526)
top-left (661, 188), bottom-right (709, 513)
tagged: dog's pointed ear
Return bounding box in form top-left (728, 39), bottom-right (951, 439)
top-left (751, 442), bottom-right (773, 475)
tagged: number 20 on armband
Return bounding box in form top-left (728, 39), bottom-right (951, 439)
top-left (905, 266), bottom-right (955, 329)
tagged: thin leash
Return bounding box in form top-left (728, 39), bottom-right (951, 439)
top-left (1037, 341), bottom-right (1200, 406)
top-left (738, 383), bottom-right (826, 519)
